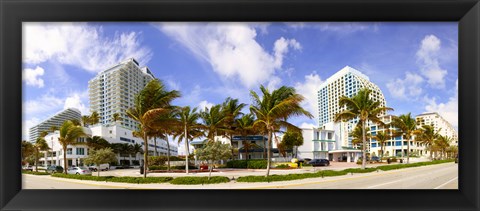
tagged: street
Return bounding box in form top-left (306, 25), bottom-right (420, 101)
top-left (23, 162), bottom-right (457, 189)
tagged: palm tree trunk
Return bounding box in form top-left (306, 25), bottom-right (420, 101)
top-left (166, 138), bottom-right (171, 172)
top-left (266, 129), bottom-right (272, 177)
top-left (361, 120), bottom-right (366, 170)
top-left (143, 132), bottom-right (148, 178)
top-left (230, 134), bottom-right (235, 160)
top-left (184, 124), bottom-right (189, 174)
top-left (63, 146), bottom-right (68, 174)
top-left (154, 138), bottom-right (158, 156)
top-left (35, 149), bottom-right (39, 172)
top-left (406, 138), bottom-right (410, 164)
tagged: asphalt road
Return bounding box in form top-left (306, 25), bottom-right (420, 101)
top-left (22, 162), bottom-right (457, 189)
top-left (277, 162), bottom-right (458, 189)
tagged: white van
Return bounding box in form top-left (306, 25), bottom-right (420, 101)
top-left (88, 163), bottom-right (109, 172)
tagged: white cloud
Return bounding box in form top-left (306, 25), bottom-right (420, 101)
top-left (23, 66), bottom-right (45, 88)
top-left (286, 22), bottom-right (373, 34)
top-left (63, 91), bottom-right (89, 115)
top-left (23, 117), bottom-right (41, 141)
top-left (416, 35), bottom-right (448, 88)
top-left (299, 122), bottom-right (316, 129)
top-left (198, 100), bottom-right (214, 112)
top-left (386, 72), bottom-right (424, 100)
top-left (423, 80), bottom-right (458, 128)
top-left (294, 72), bottom-right (324, 120)
top-left (24, 94), bottom-right (64, 116)
top-left (156, 23), bottom-right (300, 88)
top-left (267, 76), bottom-right (282, 91)
top-left (23, 22), bottom-right (152, 72)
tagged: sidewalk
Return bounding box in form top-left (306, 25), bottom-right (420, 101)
top-left (95, 157), bottom-right (432, 178)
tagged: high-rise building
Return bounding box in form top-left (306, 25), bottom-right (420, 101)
top-left (317, 66), bottom-right (387, 147)
top-left (416, 112), bottom-right (458, 146)
top-left (88, 58), bottom-right (155, 130)
top-left (28, 108), bottom-right (81, 143)
top-left (318, 66), bottom-right (387, 127)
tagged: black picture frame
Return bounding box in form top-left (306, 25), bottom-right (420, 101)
top-left (1, 0), bottom-right (479, 210)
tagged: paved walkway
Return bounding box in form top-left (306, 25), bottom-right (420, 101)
top-left (94, 157), bottom-right (432, 178)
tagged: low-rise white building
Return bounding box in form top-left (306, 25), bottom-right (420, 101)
top-left (39, 124), bottom-right (178, 167)
top-left (299, 127), bottom-right (361, 162)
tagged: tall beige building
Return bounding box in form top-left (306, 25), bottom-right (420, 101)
top-left (416, 112), bottom-right (458, 146)
top-left (88, 58), bottom-right (155, 130)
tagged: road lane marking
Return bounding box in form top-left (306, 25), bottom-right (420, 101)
top-left (434, 177), bottom-right (458, 189)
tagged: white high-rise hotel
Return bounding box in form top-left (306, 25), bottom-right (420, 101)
top-left (88, 58), bottom-right (155, 130)
top-left (317, 66), bottom-right (387, 147)
top-left (28, 108), bottom-right (81, 143)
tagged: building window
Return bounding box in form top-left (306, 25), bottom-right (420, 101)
top-left (76, 148), bottom-right (85, 155)
top-left (67, 148), bottom-right (72, 155)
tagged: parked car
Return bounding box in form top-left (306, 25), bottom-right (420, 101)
top-left (23, 165), bottom-right (33, 171)
top-left (370, 156), bottom-right (380, 163)
top-left (46, 165), bottom-right (64, 174)
top-left (67, 166), bottom-right (92, 175)
top-left (88, 164), bottom-right (109, 172)
top-left (308, 159), bottom-right (330, 166)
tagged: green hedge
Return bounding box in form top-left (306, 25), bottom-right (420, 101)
top-left (148, 156), bottom-right (185, 166)
top-left (22, 170), bottom-right (50, 175)
top-left (51, 173), bottom-right (173, 183)
top-left (226, 160), bottom-right (268, 169)
top-left (169, 176), bottom-right (230, 185)
top-left (148, 165), bottom-right (196, 170)
top-left (275, 164), bottom-right (290, 168)
top-left (237, 160), bottom-right (454, 183)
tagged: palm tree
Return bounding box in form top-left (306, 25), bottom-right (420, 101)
top-left (90, 112), bottom-right (100, 125)
top-left (373, 130), bottom-right (391, 161)
top-left (34, 137), bottom-right (50, 172)
top-left (200, 104), bottom-right (228, 141)
top-left (21, 140), bottom-right (35, 165)
top-left (435, 135), bottom-right (451, 159)
top-left (250, 85), bottom-right (313, 177)
top-left (350, 125), bottom-right (370, 149)
top-left (131, 143), bottom-right (144, 163)
top-left (86, 136), bottom-right (110, 150)
top-left (235, 113), bottom-right (256, 160)
top-left (112, 113), bottom-right (122, 123)
top-left (81, 115), bottom-right (91, 127)
top-left (58, 120), bottom-right (88, 174)
top-left (126, 79), bottom-right (180, 178)
top-left (221, 97), bottom-right (246, 159)
top-left (49, 126), bottom-right (59, 133)
top-left (334, 88), bottom-right (393, 169)
top-left (390, 113), bottom-right (417, 164)
top-left (416, 125), bottom-right (440, 160)
top-left (149, 111), bottom-right (180, 172)
top-left (173, 106), bottom-right (203, 174)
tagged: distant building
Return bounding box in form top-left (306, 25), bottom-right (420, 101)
top-left (28, 108), bottom-right (81, 143)
top-left (416, 112), bottom-right (458, 146)
top-left (88, 58), bottom-right (155, 131)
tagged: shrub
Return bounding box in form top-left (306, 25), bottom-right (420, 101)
top-left (342, 168), bottom-right (377, 173)
top-left (226, 160), bottom-right (248, 168)
top-left (169, 176), bottom-right (230, 185)
top-left (51, 173), bottom-right (173, 183)
top-left (226, 160), bottom-right (268, 169)
top-left (275, 164), bottom-right (290, 168)
top-left (247, 160), bottom-right (268, 169)
top-left (149, 156), bottom-right (185, 166)
top-left (22, 170), bottom-right (50, 175)
top-left (148, 165), bottom-right (196, 170)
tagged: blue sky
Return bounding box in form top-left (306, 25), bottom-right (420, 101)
top-left (23, 22), bottom-right (458, 146)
